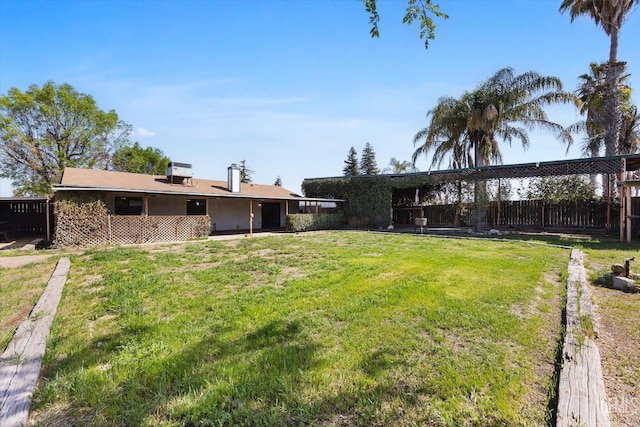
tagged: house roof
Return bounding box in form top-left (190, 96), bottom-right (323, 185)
top-left (54, 168), bottom-right (340, 202)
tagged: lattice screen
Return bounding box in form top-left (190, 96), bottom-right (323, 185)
top-left (56, 214), bottom-right (210, 247)
top-left (424, 157), bottom-right (626, 184)
top-left (108, 215), bottom-right (210, 245)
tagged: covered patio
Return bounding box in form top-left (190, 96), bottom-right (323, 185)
top-left (304, 154), bottom-right (640, 242)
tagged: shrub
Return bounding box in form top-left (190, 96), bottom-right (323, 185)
top-left (285, 213), bottom-right (345, 232)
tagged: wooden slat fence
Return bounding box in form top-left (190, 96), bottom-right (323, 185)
top-left (1, 200), bottom-right (52, 234)
top-left (491, 199), bottom-right (614, 229)
top-left (397, 198), bottom-right (634, 231)
top-left (422, 204), bottom-right (459, 226)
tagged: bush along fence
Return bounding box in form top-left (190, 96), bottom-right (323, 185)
top-left (285, 213), bottom-right (346, 232)
top-left (54, 192), bottom-right (210, 247)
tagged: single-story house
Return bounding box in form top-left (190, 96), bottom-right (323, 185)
top-left (52, 163), bottom-right (340, 246)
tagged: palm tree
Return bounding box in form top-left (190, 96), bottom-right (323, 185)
top-left (383, 157), bottom-right (418, 174)
top-left (619, 104), bottom-right (640, 154)
top-left (572, 62), bottom-right (609, 157)
top-left (412, 96), bottom-right (470, 226)
top-left (412, 96), bottom-right (472, 169)
top-left (413, 67), bottom-right (578, 229)
top-left (559, 0), bottom-right (637, 64)
top-left (413, 67), bottom-right (577, 168)
top-left (559, 0), bottom-right (638, 157)
top-left (571, 62), bottom-right (633, 157)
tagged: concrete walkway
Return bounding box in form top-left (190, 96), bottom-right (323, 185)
top-left (0, 257), bottom-right (70, 427)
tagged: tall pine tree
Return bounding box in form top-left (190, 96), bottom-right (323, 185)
top-left (343, 147), bottom-right (360, 176)
top-left (359, 142), bottom-right (379, 175)
top-left (239, 160), bottom-right (253, 183)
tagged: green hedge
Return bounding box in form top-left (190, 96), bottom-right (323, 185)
top-left (302, 174), bottom-right (445, 227)
top-left (286, 213), bottom-right (345, 232)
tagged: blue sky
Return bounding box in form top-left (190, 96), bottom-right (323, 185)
top-left (1, 0), bottom-right (639, 196)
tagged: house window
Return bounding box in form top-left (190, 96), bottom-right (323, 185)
top-left (187, 199), bottom-right (206, 215)
top-left (114, 197), bottom-right (143, 215)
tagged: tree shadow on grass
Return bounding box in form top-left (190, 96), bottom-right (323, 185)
top-left (35, 317), bottom-right (443, 426)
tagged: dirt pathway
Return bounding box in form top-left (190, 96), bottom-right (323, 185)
top-left (0, 255), bottom-right (52, 269)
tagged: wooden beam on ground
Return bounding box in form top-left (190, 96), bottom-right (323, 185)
top-left (0, 257), bottom-right (71, 427)
top-left (556, 249), bottom-right (610, 427)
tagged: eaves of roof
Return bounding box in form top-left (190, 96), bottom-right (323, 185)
top-left (52, 185), bottom-right (343, 203)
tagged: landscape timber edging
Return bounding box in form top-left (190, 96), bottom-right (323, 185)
top-left (0, 257), bottom-right (70, 427)
top-left (556, 248), bottom-right (610, 427)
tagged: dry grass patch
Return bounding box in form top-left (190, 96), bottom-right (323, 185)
top-left (580, 246), bottom-right (640, 426)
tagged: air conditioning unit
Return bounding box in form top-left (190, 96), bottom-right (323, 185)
top-left (166, 162), bottom-right (193, 184)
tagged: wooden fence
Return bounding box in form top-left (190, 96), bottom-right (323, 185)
top-left (0, 199), bottom-right (52, 235)
top-left (395, 198), bottom-right (640, 232)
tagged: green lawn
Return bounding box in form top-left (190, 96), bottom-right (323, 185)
top-left (28, 232), bottom-right (569, 426)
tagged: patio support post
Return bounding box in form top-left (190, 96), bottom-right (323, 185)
top-left (496, 179), bottom-right (501, 227)
top-left (620, 184), bottom-right (623, 242)
top-left (45, 197), bottom-right (51, 241)
top-left (143, 195), bottom-right (149, 216)
top-left (249, 200), bottom-right (253, 236)
top-left (626, 184), bottom-right (632, 244)
top-left (607, 173), bottom-right (612, 234)
top-left (315, 201), bottom-right (319, 214)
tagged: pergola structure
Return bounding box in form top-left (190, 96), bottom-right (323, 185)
top-left (390, 154), bottom-right (640, 240)
top-left (619, 178), bottom-right (640, 243)
top-left (410, 154), bottom-right (640, 243)
top-left (391, 154), bottom-right (640, 183)
top-left (305, 154), bottom-right (640, 240)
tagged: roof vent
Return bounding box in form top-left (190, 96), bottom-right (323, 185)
top-left (166, 162), bottom-right (193, 184)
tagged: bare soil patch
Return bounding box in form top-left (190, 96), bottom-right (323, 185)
top-left (590, 284), bottom-right (640, 426)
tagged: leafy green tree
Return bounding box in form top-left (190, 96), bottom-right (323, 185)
top-left (111, 142), bottom-right (170, 175)
top-left (525, 175), bottom-right (597, 203)
top-left (0, 81), bottom-right (131, 195)
top-left (343, 146), bottom-right (360, 176)
top-left (413, 68), bottom-right (577, 168)
top-left (362, 0), bottom-right (448, 49)
top-left (239, 160), bottom-right (253, 183)
top-left (359, 142), bottom-right (379, 175)
top-left (560, 0), bottom-right (638, 157)
top-left (274, 176), bottom-right (282, 186)
top-left (383, 157), bottom-right (418, 174)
